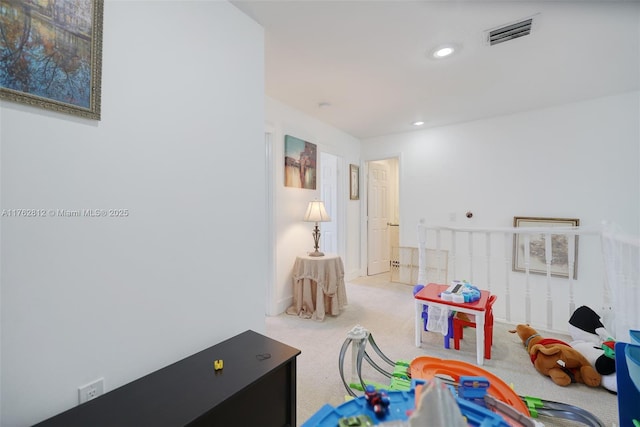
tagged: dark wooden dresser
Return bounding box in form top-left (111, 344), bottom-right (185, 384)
top-left (34, 330), bottom-right (301, 427)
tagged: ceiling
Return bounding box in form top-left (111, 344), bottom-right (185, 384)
top-left (231, 1), bottom-right (640, 140)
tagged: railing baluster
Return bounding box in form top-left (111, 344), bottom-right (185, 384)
top-left (486, 232), bottom-right (491, 292)
top-left (436, 229), bottom-right (443, 283)
top-left (545, 232), bottom-right (553, 329)
top-left (504, 232), bottom-right (512, 323)
top-left (417, 221), bottom-right (426, 285)
top-left (568, 234), bottom-right (576, 316)
top-left (452, 230), bottom-right (457, 281)
top-left (524, 234), bottom-right (531, 324)
top-left (468, 232), bottom-right (474, 283)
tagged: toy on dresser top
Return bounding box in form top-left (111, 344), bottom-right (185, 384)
top-left (440, 280), bottom-right (481, 303)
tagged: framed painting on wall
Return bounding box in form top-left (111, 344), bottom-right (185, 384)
top-left (284, 135), bottom-right (317, 189)
top-left (512, 216), bottom-right (580, 278)
top-left (0, 0), bottom-right (104, 120)
top-left (350, 164), bottom-right (359, 200)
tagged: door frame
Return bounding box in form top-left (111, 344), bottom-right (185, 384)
top-left (319, 151), bottom-right (341, 256)
top-left (322, 150), bottom-right (347, 260)
top-left (265, 126), bottom-right (276, 316)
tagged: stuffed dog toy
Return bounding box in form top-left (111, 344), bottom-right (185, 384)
top-left (510, 324), bottom-right (601, 387)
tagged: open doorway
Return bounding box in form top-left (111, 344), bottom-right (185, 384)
top-left (366, 158), bottom-right (399, 276)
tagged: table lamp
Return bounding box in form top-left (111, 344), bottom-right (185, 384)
top-left (304, 200), bottom-right (331, 257)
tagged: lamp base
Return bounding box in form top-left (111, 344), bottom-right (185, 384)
top-left (308, 250), bottom-right (325, 257)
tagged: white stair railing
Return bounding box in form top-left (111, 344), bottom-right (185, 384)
top-left (601, 223), bottom-right (640, 342)
top-left (417, 219), bottom-right (612, 333)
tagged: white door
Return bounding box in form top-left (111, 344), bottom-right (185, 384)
top-left (320, 152), bottom-right (338, 255)
top-left (367, 161), bottom-right (390, 275)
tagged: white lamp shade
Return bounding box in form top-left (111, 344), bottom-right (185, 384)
top-left (304, 200), bottom-right (331, 222)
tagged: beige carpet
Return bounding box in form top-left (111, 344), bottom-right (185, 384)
top-left (266, 273), bottom-right (620, 427)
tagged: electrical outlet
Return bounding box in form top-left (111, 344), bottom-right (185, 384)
top-left (78, 378), bottom-right (104, 404)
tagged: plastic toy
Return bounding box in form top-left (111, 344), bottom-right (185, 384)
top-left (337, 415), bottom-right (373, 426)
top-left (304, 379), bottom-right (515, 427)
top-left (413, 284), bottom-right (454, 348)
top-left (457, 376), bottom-right (490, 407)
top-left (302, 383), bottom-right (418, 427)
top-left (570, 340), bottom-right (617, 392)
top-left (410, 355), bottom-right (529, 415)
top-left (414, 378), bottom-right (510, 427)
top-left (364, 385), bottom-right (390, 418)
top-left (510, 324), bottom-right (601, 387)
top-left (213, 359), bottom-right (223, 370)
top-left (616, 339), bottom-right (640, 427)
top-left (568, 305), bottom-right (615, 345)
top-left (453, 294), bottom-right (498, 360)
top-left (332, 325), bottom-right (606, 426)
top-left (338, 325), bottom-right (413, 397)
top-left (568, 305), bottom-right (618, 392)
top-left (441, 280), bottom-right (481, 303)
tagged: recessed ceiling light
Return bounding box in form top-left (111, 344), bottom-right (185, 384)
top-left (429, 44), bottom-right (460, 59)
top-left (412, 121), bottom-right (425, 126)
top-left (434, 47), bottom-right (454, 58)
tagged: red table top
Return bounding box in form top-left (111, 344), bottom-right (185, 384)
top-left (414, 283), bottom-right (490, 312)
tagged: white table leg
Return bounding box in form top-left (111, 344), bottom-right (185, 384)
top-left (415, 300), bottom-right (423, 347)
top-left (475, 311), bottom-right (485, 366)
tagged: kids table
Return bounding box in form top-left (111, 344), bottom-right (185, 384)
top-left (414, 283), bottom-right (491, 365)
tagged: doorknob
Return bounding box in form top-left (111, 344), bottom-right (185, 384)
top-left (387, 222), bottom-right (399, 227)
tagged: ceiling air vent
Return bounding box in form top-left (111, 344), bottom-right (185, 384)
top-left (486, 17), bottom-right (534, 46)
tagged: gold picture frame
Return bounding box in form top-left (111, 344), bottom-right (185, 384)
top-left (350, 164), bottom-right (359, 200)
top-left (0, 0), bottom-right (104, 120)
top-left (512, 216), bottom-right (580, 278)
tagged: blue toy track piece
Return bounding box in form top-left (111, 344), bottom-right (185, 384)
top-left (301, 387), bottom-right (416, 427)
top-left (458, 376), bottom-right (490, 407)
top-left (303, 380), bottom-right (513, 427)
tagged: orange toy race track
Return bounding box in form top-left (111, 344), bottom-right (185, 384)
top-left (410, 355), bottom-right (530, 417)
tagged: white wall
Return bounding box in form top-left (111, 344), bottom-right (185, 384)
top-left (362, 92), bottom-right (639, 328)
top-left (363, 92), bottom-right (640, 241)
top-left (266, 97), bottom-right (361, 315)
top-left (0, 2), bottom-right (265, 425)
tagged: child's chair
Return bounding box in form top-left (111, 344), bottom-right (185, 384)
top-left (452, 294), bottom-right (497, 359)
top-left (413, 285), bottom-right (454, 349)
